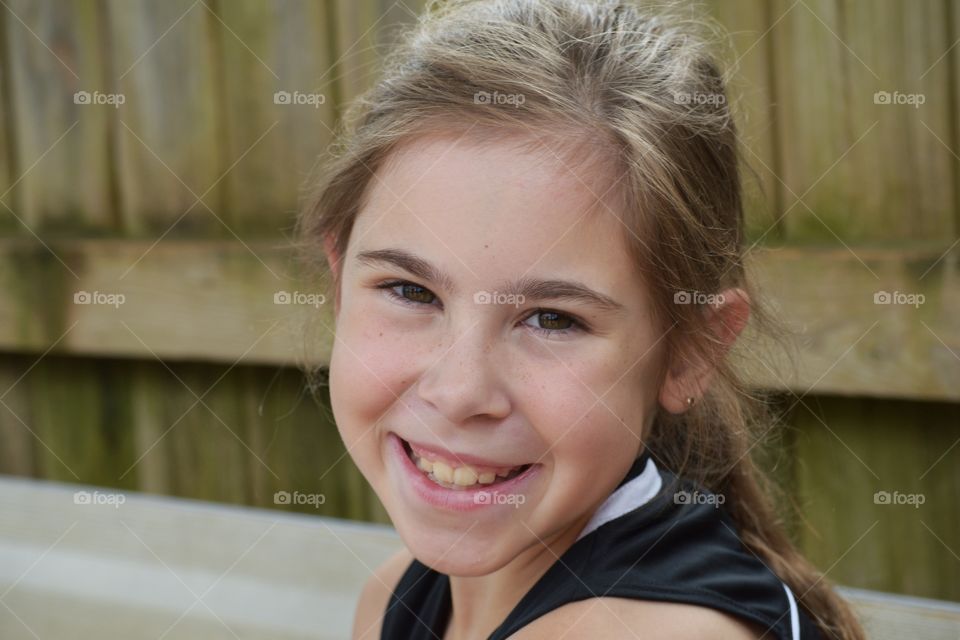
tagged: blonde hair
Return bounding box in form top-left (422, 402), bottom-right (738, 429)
top-left (296, 1), bottom-right (865, 637)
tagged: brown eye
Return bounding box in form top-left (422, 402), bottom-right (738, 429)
top-left (377, 280), bottom-right (437, 307)
top-left (401, 283), bottom-right (435, 304)
top-left (536, 311), bottom-right (573, 331)
top-left (522, 309), bottom-right (584, 337)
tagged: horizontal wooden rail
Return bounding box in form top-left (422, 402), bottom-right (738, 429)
top-left (0, 238), bottom-right (956, 401)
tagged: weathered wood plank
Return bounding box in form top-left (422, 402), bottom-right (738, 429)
top-left (794, 397), bottom-right (960, 601)
top-left (0, 353), bottom-right (377, 521)
top-left (26, 358), bottom-right (138, 487)
top-left (0, 356), bottom-right (37, 477)
top-left (703, 0), bottom-right (783, 242)
top-left (108, 0), bottom-right (221, 236)
top-left (211, 0), bottom-right (337, 238)
top-left (2, 0), bottom-right (113, 234)
top-left (769, 0), bottom-right (955, 243)
top-left (0, 239), bottom-right (956, 401)
top-left (0, 14), bottom-right (11, 233)
top-left (332, 0), bottom-right (426, 105)
top-left (741, 244), bottom-right (960, 401)
top-left (0, 237), bottom-right (328, 365)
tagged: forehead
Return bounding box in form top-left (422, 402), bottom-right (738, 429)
top-left (351, 132), bottom-right (638, 298)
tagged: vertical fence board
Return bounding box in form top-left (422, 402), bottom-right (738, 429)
top-left (794, 397), bottom-right (960, 600)
top-left (333, 0), bottom-right (385, 106)
top-left (0, 21), bottom-right (11, 234)
top-left (253, 366), bottom-right (369, 519)
top-left (333, 0), bottom-right (425, 105)
top-left (164, 364), bottom-right (251, 505)
top-left (213, 0), bottom-right (337, 239)
top-left (0, 356), bottom-right (37, 477)
top-left (27, 358), bottom-right (138, 488)
top-left (771, 0), bottom-right (954, 244)
top-left (108, 0), bottom-right (221, 237)
top-left (704, 0), bottom-right (782, 243)
top-left (128, 361), bottom-right (174, 495)
top-left (3, 0), bottom-right (113, 235)
top-left (952, 0), bottom-right (960, 240)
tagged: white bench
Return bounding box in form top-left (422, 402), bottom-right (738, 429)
top-left (1, 477), bottom-right (957, 639)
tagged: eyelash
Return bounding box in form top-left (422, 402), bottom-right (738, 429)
top-left (375, 279), bottom-right (588, 337)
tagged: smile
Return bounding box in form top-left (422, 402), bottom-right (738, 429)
top-left (401, 438), bottom-right (533, 490)
top-left (388, 432), bottom-right (541, 511)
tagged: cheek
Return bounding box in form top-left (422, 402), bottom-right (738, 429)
top-left (329, 304), bottom-right (402, 440)
top-left (519, 348), bottom-right (655, 472)
top-left (328, 297), bottom-right (431, 447)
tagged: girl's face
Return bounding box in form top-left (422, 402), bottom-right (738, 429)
top-left (325, 132), bottom-right (672, 575)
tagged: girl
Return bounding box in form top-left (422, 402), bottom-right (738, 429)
top-left (297, 1), bottom-right (866, 638)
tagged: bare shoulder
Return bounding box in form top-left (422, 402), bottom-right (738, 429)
top-left (351, 546), bottom-right (415, 640)
top-left (507, 597), bottom-right (768, 639)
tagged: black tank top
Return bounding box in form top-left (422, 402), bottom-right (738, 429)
top-left (381, 450), bottom-right (823, 639)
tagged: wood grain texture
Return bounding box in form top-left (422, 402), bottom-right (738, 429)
top-left (109, 0), bottom-right (222, 237)
top-left (769, 0), bottom-right (955, 243)
top-left (1, 238), bottom-right (956, 401)
top-left (211, 0), bottom-right (336, 238)
top-left (703, 0), bottom-right (783, 242)
top-left (2, 0), bottom-right (113, 234)
top-left (793, 396), bottom-right (960, 601)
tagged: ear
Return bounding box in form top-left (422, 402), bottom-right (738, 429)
top-left (322, 233), bottom-right (343, 319)
top-left (658, 287), bottom-right (751, 414)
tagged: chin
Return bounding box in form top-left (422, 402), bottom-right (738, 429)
top-left (396, 520), bottom-right (513, 576)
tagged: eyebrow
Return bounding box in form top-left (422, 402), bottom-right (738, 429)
top-left (354, 247), bottom-right (627, 315)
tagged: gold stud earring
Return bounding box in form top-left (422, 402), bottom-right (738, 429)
top-left (685, 396), bottom-right (695, 407)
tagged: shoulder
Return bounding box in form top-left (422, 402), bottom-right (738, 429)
top-left (351, 546), bottom-right (415, 640)
top-left (507, 597), bottom-right (768, 640)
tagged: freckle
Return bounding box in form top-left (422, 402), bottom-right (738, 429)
top-left (379, 332), bottom-right (383, 337)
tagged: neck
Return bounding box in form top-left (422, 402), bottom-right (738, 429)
top-left (443, 512), bottom-right (593, 640)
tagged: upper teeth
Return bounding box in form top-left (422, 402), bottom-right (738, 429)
top-left (412, 452), bottom-right (515, 487)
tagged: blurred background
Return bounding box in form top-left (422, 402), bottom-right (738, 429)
top-left (0, 0), bottom-right (957, 638)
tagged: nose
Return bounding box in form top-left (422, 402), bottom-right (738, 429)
top-left (415, 322), bottom-right (511, 425)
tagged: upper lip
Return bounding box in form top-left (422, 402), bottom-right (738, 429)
top-left (396, 433), bottom-right (531, 469)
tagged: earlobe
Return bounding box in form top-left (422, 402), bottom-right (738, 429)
top-left (658, 359), bottom-right (711, 415)
top-left (657, 287), bottom-right (751, 415)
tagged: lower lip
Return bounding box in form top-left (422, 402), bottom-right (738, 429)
top-left (387, 432), bottom-right (541, 513)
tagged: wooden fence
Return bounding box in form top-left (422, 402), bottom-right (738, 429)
top-left (0, 0), bottom-right (957, 603)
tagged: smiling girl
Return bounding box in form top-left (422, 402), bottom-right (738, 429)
top-left (296, 1), bottom-right (866, 638)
